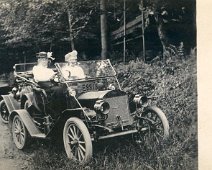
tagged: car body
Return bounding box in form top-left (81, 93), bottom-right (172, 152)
top-left (0, 59), bottom-right (169, 163)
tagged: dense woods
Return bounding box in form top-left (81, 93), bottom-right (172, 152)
top-left (0, 0), bottom-right (196, 73)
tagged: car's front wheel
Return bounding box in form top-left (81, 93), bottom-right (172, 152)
top-left (0, 100), bottom-right (9, 124)
top-left (136, 106), bottom-right (169, 144)
top-left (12, 115), bottom-right (30, 149)
top-left (63, 117), bottom-right (92, 163)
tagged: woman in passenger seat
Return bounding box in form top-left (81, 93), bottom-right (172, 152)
top-left (61, 50), bottom-right (85, 80)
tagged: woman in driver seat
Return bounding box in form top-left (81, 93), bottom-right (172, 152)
top-left (32, 52), bottom-right (56, 86)
top-left (62, 50), bottom-right (85, 80)
top-left (32, 52), bottom-right (65, 116)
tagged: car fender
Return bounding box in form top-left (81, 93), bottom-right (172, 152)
top-left (47, 108), bottom-right (86, 137)
top-left (61, 108), bottom-right (84, 120)
top-left (1, 94), bottom-right (20, 113)
top-left (9, 109), bottom-right (45, 138)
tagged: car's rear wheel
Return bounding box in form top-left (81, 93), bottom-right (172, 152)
top-left (0, 100), bottom-right (9, 124)
top-left (136, 106), bottom-right (169, 144)
top-left (63, 117), bottom-right (92, 164)
top-left (12, 115), bottom-right (30, 149)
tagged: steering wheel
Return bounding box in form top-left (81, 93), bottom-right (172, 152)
top-left (50, 72), bottom-right (59, 83)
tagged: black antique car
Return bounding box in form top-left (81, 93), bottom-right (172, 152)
top-left (0, 59), bottom-right (169, 163)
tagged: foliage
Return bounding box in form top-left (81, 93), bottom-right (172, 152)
top-left (147, 0), bottom-right (196, 49)
top-left (0, 0), bottom-right (97, 49)
top-left (0, 0), bottom-right (100, 72)
top-left (0, 0), bottom-right (196, 73)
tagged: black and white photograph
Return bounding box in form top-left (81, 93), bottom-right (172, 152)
top-left (0, 0), bottom-right (198, 169)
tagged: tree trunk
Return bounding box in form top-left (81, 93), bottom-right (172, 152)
top-left (157, 23), bottom-right (166, 51)
top-left (139, 0), bottom-right (145, 62)
top-left (100, 0), bottom-right (107, 59)
top-left (67, 10), bottom-right (75, 51)
top-left (157, 21), bottom-right (168, 59)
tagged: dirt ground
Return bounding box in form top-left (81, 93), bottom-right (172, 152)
top-left (0, 120), bottom-right (32, 170)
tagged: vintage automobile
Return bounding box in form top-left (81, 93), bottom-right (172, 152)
top-left (0, 59), bottom-right (169, 163)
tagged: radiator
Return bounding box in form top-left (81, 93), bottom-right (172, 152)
top-left (104, 95), bottom-right (133, 128)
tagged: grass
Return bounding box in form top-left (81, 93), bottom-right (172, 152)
top-left (23, 54), bottom-right (198, 170)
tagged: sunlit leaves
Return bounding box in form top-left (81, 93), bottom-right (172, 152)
top-left (0, 0), bottom-right (96, 48)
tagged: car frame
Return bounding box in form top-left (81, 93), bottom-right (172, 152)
top-left (0, 59), bottom-right (169, 163)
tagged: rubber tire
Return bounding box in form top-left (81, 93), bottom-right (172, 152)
top-left (63, 117), bottom-right (92, 164)
top-left (12, 115), bottom-right (30, 150)
top-left (143, 106), bottom-right (169, 139)
top-left (0, 100), bottom-right (9, 124)
top-left (139, 106), bottom-right (169, 142)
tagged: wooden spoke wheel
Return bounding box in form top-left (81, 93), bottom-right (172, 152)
top-left (12, 115), bottom-right (30, 149)
top-left (63, 117), bottom-right (92, 163)
top-left (136, 106), bottom-right (169, 144)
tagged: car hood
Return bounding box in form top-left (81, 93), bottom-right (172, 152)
top-left (78, 90), bottom-right (126, 100)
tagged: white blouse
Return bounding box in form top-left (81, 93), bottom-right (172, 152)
top-left (33, 65), bottom-right (55, 82)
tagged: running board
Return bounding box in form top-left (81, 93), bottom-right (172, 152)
top-left (97, 129), bottom-right (138, 140)
top-left (13, 109), bottom-right (46, 139)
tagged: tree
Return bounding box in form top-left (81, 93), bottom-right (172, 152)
top-left (100, 0), bottom-right (107, 59)
top-left (0, 0), bottom-right (96, 51)
top-left (144, 0), bottom-right (196, 57)
top-left (0, 0), bottom-right (100, 71)
top-left (65, 0), bottom-right (96, 51)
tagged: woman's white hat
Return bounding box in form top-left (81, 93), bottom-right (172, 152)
top-left (65, 50), bottom-right (78, 62)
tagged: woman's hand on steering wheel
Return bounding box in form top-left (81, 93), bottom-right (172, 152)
top-left (50, 72), bottom-right (59, 82)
